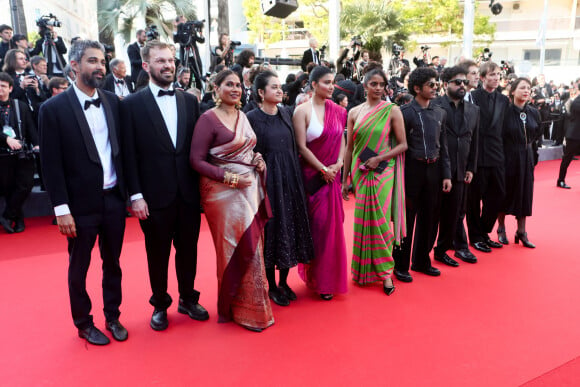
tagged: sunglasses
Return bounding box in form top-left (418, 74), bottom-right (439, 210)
top-left (425, 81), bottom-right (440, 89)
top-left (448, 79), bottom-right (469, 86)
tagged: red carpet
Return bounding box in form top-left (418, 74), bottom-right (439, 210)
top-left (1, 159), bottom-right (580, 386)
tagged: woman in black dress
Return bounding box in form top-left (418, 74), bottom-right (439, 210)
top-left (496, 77), bottom-right (541, 248)
top-left (246, 71), bottom-right (314, 306)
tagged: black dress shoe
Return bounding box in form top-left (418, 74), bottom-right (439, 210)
top-left (411, 266), bottom-right (441, 276)
top-left (454, 249), bottom-right (477, 263)
top-left (268, 288), bottom-right (290, 306)
top-left (13, 219), bottom-right (24, 233)
top-left (320, 294), bottom-right (333, 300)
top-left (472, 241), bottom-right (491, 253)
top-left (178, 299), bottom-right (210, 321)
top-left (279, 283), bottom-right (297, 301)
top-left (557, 180), bottom-right (571, 189)
top-left (0, 216), bottom-right (14, 233)
top-left (484, 238), bottom-right (503, 248)
top-left (78, 325), bottom-right (110, 345)
top-left (150, 309), bottom-right (168, 331)
top-left (434, 253), bottom-right (459, 267)
top-left (393, 269), bottom-right (413, 282)
top-left (106, 320), bottom-right (128, 341)
top-left (242, 325), bottom-right (263, 333)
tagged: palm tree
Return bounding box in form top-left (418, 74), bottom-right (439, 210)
top-left (97, 0), bottom-right (197, 48)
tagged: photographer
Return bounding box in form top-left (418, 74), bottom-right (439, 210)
top-left (336, 37), bottom-right (362, 81)
top-left (3, 49), bottom-right (45, 116)
top-left (173, 16), bottom-right (205, 90)
top-left (30, 16), bottom-right (67, 77)
top-left (214, 33), bottom-right (236, 68)
top-left (0, 72), bottom-right (39, 233)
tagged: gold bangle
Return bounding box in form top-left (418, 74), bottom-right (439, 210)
top-left (223, 171), bottom-right (231, 185)
top-left (230, 173), bottom-right (239, 188)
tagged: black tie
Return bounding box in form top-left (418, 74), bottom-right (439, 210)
top-left (84, 98), bottom-right (101, 110)
top-left (158, 89), bottom-right (175, 97)
top-left (115, 79), bottom-right (124, 85)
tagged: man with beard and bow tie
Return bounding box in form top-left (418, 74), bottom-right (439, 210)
top-left (121, 41), bottom-right (208, 331)
top-left (39, 40), bottom-right (128, 346)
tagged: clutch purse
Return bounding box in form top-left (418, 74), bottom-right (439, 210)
top-left (359, 147), bottom-right (387, 174)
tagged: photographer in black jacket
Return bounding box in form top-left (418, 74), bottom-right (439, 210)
top-left (0, 72), bottom-right (38, 233)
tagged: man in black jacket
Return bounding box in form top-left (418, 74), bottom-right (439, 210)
top-left (557, 91), bottom-right (580, 188)
top-left (39, 40), bottom-right (128, 346)
top-left (30, 25), bottom-right (67, 77)
top-left (433, 66), bottom-right (479, 266)
top-left (121, 40), bottom-right (208, 332)
top-left (393, 67), bottom-right (452, 282)
top-left (127, 29), bottom-right (146, 84)
top-left (301, 38), bottom-right (320, 71)
top-left (0, 72), bottom-right (38, 234)
top-left (466, 61), bottom-right (509, 253)
top-left (101, 58), bottom-right (134, 98)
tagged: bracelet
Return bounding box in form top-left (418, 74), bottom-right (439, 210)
top-left (320, 166), bottom-right (329, 175)
top-left (223, 171), bottom-right (231, 185)
top-left (230, 173), bottom-right (239, 189)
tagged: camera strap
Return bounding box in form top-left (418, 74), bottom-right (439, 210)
top-left (13, 99), bottom-right (23, 140)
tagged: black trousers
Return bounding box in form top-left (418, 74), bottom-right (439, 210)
top-left (558, 139), bottom-right (580, 182)
top-left (67, 189), bottom-right (126, 329)
top-left (434, 180), bottom-right (466, 257)
top-left (139, 194), bottom-right (201, 310)
top-left (453, 183), bottom-right (470, 251)
top-left (466, 166), bottom-right (505, 243)
top-left (0, 155), bottom-right (35, 220)
top-left (393, 159), bottom-right (441, 272)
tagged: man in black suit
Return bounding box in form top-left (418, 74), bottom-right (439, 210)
top-left (0, 72), bottom-right (38, 234)
top-left (393, 67), bottom-right (452, 282)
top-left (121, 40), bottom-right (208, 331)
top-left (0, 25), bottom-right (14, 70)
top-left (30, 25), bottom-right (67, 77)
top-left (102, 58), bottom-right (134, 99)
top-left (301, 38), bottom-right (320, 72)
top-left (39, 40), bottom-right (128, 346)
top-left (433, 66), bottom-right (479, 266)
top-left (466, 61), bottom-right (509, 253)
top-left (127, 29), bottom-right (146, 84)
top-left (557, 88), bottom-right (580, 189)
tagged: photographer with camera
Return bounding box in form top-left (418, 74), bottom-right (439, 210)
top-left (0, 72), bottom-right (39, 233)
top-left (30, 15), bottom-right (67, 77)
top-left (336, 37), bottom-right (362, 81)
top-left (214, 33), bottom-right (238, 69)
top-left (3, 49), bottom-right (45, 117)
top-left (173, 16), bottom-right (206, 90)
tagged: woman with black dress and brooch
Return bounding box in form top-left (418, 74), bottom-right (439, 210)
top-left (496, 77), bottom-right (541, 248)
top-left (246, 71), bottom-right (315, 306)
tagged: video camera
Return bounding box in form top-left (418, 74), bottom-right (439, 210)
top-left (351, 36), bottom-right (363, 48)
top-left (176, 19), bottom-right (205, 45)
top-left (392, 43), bottom-right (404, 57)
top-left (146, 25), bottom-right (159, 41)
top-left (421, 45), bottom-right (430, 52)
top-left (481, 48), bottom-right (492, 62)
top-left (36, 14), bottom-right (62, 39)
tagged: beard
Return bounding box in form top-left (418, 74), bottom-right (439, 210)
top-left (149, 69), bottom-right (174, 88)
top-left (81, 70), bottom-right (105, 89)
top-left (448, 87), bottom-right (466, 100)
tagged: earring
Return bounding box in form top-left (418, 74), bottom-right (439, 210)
top-left (235, 100), bottom-right (242, 110)
top-left (215, 97), bottom-right (222, 108)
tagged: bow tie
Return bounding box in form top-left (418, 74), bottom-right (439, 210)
top-left (158, 89), bottom-right (175, 97)
top-left (84, 98), bottom-right (101, 110)
top-left (115, 79), bottom-right (125, 85)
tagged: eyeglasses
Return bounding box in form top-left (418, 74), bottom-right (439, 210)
top-left (425, 81), bottom-right (439, 89)
top-left (448, 79), bottom-right (469, 86)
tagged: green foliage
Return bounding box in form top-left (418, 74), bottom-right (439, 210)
top-left (242, 0), bottom-right (285, 44)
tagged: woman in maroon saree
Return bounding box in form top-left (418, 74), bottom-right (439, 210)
top-left (190, 70), bottom-right (274, 332)
top-left (293, 66), bottom-right (348, 300)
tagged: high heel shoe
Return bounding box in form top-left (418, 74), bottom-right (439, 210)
top-left (383, 278), bottom-right (395, 296)
top-left (497, 227), bottom-right (509, 245)
top-left (320, 294), bottom-right (334, 301)
top-left (514, 231), bottom-right (535, 248)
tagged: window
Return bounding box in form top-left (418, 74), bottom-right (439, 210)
top-left (523, 49), bottom-right (562, 66)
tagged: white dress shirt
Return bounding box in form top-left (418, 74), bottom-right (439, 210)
top-left (130, 82), bottom-right (178, 203)
top-left (54, 83), bottom-right (117, 216)
top-left (113, 76), bottom-right (131, 98)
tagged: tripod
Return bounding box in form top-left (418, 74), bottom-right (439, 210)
top-left (41, 32), bottom-right (65, 77)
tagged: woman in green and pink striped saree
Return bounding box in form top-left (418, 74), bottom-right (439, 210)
top-left (342, 68), bottom-right (408, 295)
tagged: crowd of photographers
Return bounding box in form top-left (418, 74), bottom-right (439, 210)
top-left (1, 16), bottom-right (579, 234)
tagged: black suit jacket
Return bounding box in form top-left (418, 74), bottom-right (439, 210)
top-left (301, 48), bottom-right (319, 71)
top-left (433, 95), bottom-right (479, 182)
top-left (121, 87), bottom-right (201, 209)
top-left (566, 97), bottom-right (580, 141)
top-left (127, 42), bottom-right (143, 83)
top-left (471, 88), bottom-right (509, 168)
top-left (0, 98), bottom-right (38, 151)
top-left (102, 74), bottom-right (135, 95)
top-left (39, 88), bottom-right (126, 216)
top-left (30, 37), bottom-right (67, 75)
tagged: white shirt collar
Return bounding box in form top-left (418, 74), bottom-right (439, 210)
top-left (72, 82), bottom-right (98, 105)
top-left (149, 81), bottom-right (174, 97)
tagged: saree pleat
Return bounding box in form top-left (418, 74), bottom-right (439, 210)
top-left (350, 101), bottom-right (406, 285)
